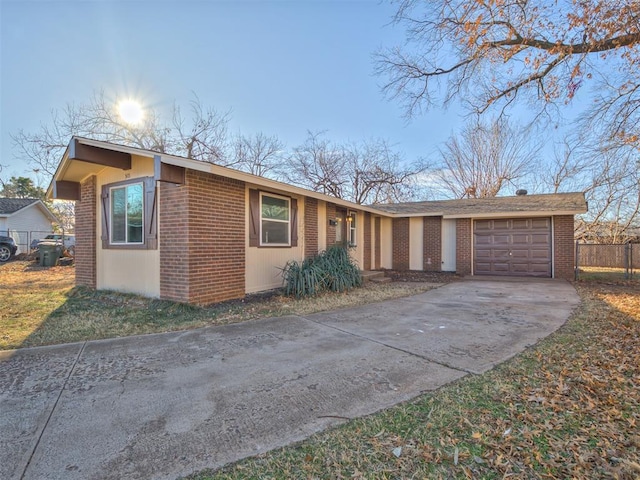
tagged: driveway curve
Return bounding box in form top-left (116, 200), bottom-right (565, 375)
top-left (0, 278), bottom-right (580, 480)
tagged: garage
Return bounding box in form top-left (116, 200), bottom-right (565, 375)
top-left (474, 217), bottom-right (552, 277)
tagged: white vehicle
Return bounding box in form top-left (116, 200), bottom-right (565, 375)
top-left (35, 234), bottom-right (76, 255)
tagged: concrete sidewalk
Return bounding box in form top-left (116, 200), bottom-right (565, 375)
top-left (0, 279), bottom-right (580, 480)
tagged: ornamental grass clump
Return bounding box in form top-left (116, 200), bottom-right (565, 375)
top-left (281, 246), bottom-right (362, 298)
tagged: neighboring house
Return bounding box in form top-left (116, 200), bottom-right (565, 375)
top-left (48, 137), bottom-right (588, 305)
top-left (0, 198), bottom-right (59, 253)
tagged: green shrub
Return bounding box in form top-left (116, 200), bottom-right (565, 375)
top-left (281, 246), bottom-right (362, 298)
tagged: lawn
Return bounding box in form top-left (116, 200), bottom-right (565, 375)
top-left (0, 261), bottom-right (443, 350)
top-left (187, 279), bottom-right (640, 480)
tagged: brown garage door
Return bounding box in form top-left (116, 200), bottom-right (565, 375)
top-left (474, 218), bottom-right (551, 277)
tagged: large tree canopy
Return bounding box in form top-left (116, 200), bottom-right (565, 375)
top-left (377, 0), bottom-right (640, 143)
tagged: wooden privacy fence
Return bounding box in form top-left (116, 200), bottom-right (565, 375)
top-left (575, 242), bottom-right (638, 279)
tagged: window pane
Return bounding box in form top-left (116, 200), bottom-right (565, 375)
top-left (127, 184), bottom-right (143, 243)
top-left (262, 220), bottom-right (289, 244)
top-left (111, 187), bottom-right (126, 243)
top-left (262, 195), bottom-right (289, 221)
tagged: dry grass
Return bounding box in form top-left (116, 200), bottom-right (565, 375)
top-left (190, 280), bottom-right (640, 480)
top-left (0, 261), bottom-right (441, 350)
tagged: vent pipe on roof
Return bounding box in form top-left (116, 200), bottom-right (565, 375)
top-left (516, 189), bottom-right (528, 196)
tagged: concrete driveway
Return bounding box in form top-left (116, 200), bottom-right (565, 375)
top-left (0, 279), bottom-right (580, 480)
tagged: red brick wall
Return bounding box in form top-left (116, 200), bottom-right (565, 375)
top-left (392, 217), bottom-right (410, 271)
top-left (374, 217), bottom-right (381, 269)
top-left (159, 183), bottom-right (190, 302)
top-left (456, 218), bottom-right (472, 275)
top-left (363, 212), bottom-right (371, 270)
top-left (423, 216), bottom-right (442, 272)
top-left (326, 202), bottom-right (336, 246)
top-left (554, 215), bottom-right (575, 280)
top-left (305, 197), bottom-right (318, 257)
top-left (159, 170), bottom-right (246, 305)
top-left (75, 175), bottom-right (96, 288)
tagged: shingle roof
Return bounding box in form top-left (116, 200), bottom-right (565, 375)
top-left (374, 192), bottom-right (587, 217)
top-left (0, 198), bottom-right (39, 215)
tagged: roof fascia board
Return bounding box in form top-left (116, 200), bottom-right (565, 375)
top-left (443, 210), bottom-right (586, 219)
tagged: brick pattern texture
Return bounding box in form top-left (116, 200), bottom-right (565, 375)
top-left (326, 203), bottom-right (336, 246)
top-left (159, 170), bottom-right (246, 305)
top-left (304, 197), bottom-right (318, 258)
top-left (423, 216), bottom-right (442, 272)
top-left (363, 212), bottom-right (371, 270)
top-left (392, 217), bottom-right (410, 270)
top-left (456, 218), bottom-right (472, 275)
top-left (75, 175), bottom-right (97, 288)
top-left (554, 215), bottom-right (575, 280)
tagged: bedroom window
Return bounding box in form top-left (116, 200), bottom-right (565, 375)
top-left (249, 189), bottom-right (298, 248)
top-left (110, 183), bottom-right (144, 244)
top-left (261, 193), bottom-right (290, 246)
top-left (101, 177), bottom-right (157, 250)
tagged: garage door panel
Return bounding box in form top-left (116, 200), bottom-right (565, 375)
top-left (532, 218), bottom-right (551, 229)
top-left (474, 217), bottom-right (551, 278)
top-left (512, 219), bottom-right (530, 229)
top-left (493, 220), bottom-right (510, 229)
top-left (512, 234), bottom-right (530, 244)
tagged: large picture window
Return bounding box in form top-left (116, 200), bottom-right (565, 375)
top-left (261, 193), bottom-right (290, 246)
top-left (110, 183), bottom-right (144, 244)
top-left (101, 177), bottom-right (157, 250)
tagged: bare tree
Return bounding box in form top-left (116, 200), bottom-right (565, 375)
top-left (285, 131), bottom-right (427, 204)
top-left (435, 118), bottom-right (539, 198)
top-left (11, 90), bottom-right (231, 176)
top-left (376, 0), bottom-right (640, 145)
top-left (232, 132), bottom-right (284, 177)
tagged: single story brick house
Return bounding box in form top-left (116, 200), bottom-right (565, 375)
top-left (48, 137), bottom-right (587, 305)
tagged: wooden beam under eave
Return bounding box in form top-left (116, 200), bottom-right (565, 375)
top-left (154, 155), bottom-right (185, 184)
top-left (69, 139), bottom-right (131, 170)
top-left (53, 180), bottom-right (81, 200)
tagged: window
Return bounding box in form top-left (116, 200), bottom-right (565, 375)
top-left (249, 189), bottom-right (298, 248)
top-left (347, 211), bottom-right (357, 246)
top-left (101, 177), bottom-right (157, 250)
top-left (261, 193), bottom-right (290, 246)
top-left (110, 183), bottom-right (144, 244)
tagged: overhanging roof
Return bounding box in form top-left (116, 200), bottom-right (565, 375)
top-left (48, 137), bottom-right (588, 219)
top-left (375, 192), bottom-right (588, 218)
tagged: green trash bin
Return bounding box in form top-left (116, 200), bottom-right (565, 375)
top-left (38, 243), bottom-right (63, 267)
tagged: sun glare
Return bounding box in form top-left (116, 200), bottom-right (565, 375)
top-left (117, 99), bottom-right (144, 125)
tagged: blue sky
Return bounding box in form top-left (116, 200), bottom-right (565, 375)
top-left (1, 0), bottom-right (468, 183)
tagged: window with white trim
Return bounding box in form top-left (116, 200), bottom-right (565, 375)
top-left (347, 211), bottom-right (357, 246)
top-left (260, 192), bottom-right (290, 246)
top-left (101, 177), bottom-right (157, 250)
top-left (110, 182), bottom-right (144, 244)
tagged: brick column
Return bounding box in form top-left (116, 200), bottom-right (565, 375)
top-left (392, 217), bottom-right (410, 271)
top-left (423, 216), bottom-right (442, 272)
top-left (159, 182), bottom-right (190, 302)
top-left (75, 175), bottom-right (97, 288)
top-left (456, 218), bottom-right (472, 275)
top-left (159, 170), bottom-right (246, 305)
top-left (363, 212), bottom-right (371, 270)
top-left (554, 215), bottom-right (575, 280)
top-left (304, 197), bottom-right (318, 258)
